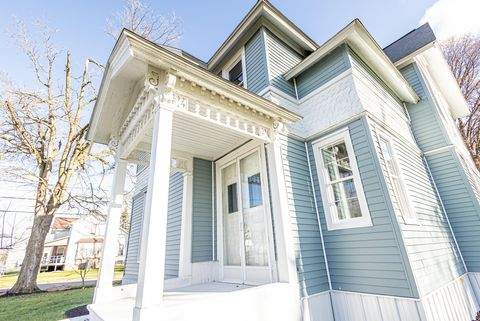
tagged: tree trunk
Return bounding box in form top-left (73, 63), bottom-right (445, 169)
top-left (9, 214), bottom-right (54, 294)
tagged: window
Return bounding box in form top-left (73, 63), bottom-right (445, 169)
top-left (313, 129), bottom-right (372, 230)
top-left (247, 173), bottom-right (263, 208)
top-left (228, 59), bottom-right (244, 87)
top-left (227, 183), bottom-right (238, 213)
top-left (378, 135), bottom-right (416, 223)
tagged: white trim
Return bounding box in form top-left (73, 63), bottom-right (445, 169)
top-left (376, 128), bottom-right (418, 225)
top-left (222, 48), bottom-right (247, 89)
top-left (311, 128), bottom-right (372, 231)
top-left (178, 166), bottom-right (193, 278)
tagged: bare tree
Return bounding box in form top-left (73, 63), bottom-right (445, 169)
top-left (0, 20), bottom-right (110, 294)
top-left (106, 0), bottom-right (182, 45)
top-left (442, 34), bottom-right (480, 169)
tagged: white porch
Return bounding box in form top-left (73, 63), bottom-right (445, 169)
top-left (89, 282), bottom-right (299, 321)
top-left (87, 29), bottom-right (303, 321)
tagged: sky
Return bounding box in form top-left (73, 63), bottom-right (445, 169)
top-left (0, 0), bottom-right (479, 87)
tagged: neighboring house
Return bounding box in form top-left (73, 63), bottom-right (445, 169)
top-left (87, 1), bottom-right (480, 321)
top-left (41, 217), bottom-right (126, 272)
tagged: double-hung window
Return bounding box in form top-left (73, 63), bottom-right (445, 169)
top-left (378, 134), bottom-right (416, 224)
top-left (313, 129), bottom-right (372, 230)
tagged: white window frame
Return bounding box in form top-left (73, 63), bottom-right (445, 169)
top-left (312, 129), bottom-right (372, 231)
top-left (377, 131), bottom-right (418, 225)
top-left (221, 49), bottom-right (247, 89)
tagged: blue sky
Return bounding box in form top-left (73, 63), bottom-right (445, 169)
top-left (0, 0), bottom-right (442, 85)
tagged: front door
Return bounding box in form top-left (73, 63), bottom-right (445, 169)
top-left (217, 145), bottom-right (273, 285)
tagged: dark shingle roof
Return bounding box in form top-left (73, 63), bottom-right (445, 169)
top-left (383, 23), bottom-right (436, 63)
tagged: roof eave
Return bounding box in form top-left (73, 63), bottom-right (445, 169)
top-left (285, 20), bottom-right (419, 104)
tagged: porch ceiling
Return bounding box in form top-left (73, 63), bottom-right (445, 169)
top-left (138, 112), bottom-right (250, 161)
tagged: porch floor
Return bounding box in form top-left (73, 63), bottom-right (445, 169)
top-left (88, 282), bottom-right (300, 321)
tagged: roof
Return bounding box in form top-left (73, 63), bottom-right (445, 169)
top-left (383, 23), bottom-right (436, 63)
top-left (52, 218), bottom-right (78, 230)
top-left (77, 236), bottom-right (104, 244)
top-left (285, 19), bottom-right (419, 104)
top-left (207, 0), bottom-right (318, 70)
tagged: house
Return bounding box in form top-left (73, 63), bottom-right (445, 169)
top-left (41, 216), bottom-right (126, 272)
top-left (86, 1), bottom-right (480, 320)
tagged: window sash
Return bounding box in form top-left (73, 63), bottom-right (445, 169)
top-left (312, 129), bottom-right (372, 230)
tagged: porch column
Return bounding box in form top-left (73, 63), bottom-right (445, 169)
top-left (133, 105), bottom-right (174, 321)
top-left (265, 137), bottom-right (299, 285)
top-left (178, 170), bottom-right (193, 278)
top-left (94, 159), bottom-right (127, 303)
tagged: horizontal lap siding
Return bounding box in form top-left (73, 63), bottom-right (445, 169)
top-left (191, 158), bottom-right (214, 263)
top-left (123, 173), bottom-right (184, 284)
top-left (307, 118), bottom-right (415, 298)
top-left (427, 150), bottom-right (480, 272)
top-left (165, 172), bottom-right (184, 279)
top-left (265, 30), bottom-right (302, 98)
top-left (400, 63), bottom-right (449, 152)
top-left (296, 46), bottom-right (350, 99)
top-left (280, 135), bottom-right (329, 296)
top-left (244, 30), bottom-right (269, 94)
top-left (370, 120), bottom-right (465, 295)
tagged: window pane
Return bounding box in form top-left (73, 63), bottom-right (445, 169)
top-left (248, 173), bottom-right (263, 208)
top-left (229, 60), bottom-right (243, 86)
top-left (331, 179), bottom-right (361, 220)
top-left (322, 142), bottom-right (353, 181)
top-left (227, 183), bottom-right (238, 213)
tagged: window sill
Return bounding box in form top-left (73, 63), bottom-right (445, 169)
top-left (326, 217), bottom-right (373, 231)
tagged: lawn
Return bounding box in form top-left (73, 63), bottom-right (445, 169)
top-left (0, 265), bottom-right (124, 289)
top-left (0, 287), bottom-right (94, 321)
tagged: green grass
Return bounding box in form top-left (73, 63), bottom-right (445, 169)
top-left (0, 266), bottom-right (124, 289)
top-left (0, 287), bottom-right (94, 321)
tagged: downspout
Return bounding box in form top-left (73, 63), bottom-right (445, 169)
top-left (305, 142), bottom-right (336, 321)
top-left (293, 78), bottom-right (300, 101)
top-left (403, 107), bottom-right (468, 274)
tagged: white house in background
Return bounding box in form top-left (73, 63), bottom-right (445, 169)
top-left (87, 1), bottom-right (480, 321)
top-left (41, 216), bottom-right (126, 272)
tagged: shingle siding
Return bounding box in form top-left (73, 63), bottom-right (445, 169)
top-left (296, 45), bottom-right (351, 99)
top-left (123, 172), bottom-right (184, 284)
top-left (191, 158), bottom-right (214, 263)
top-left (307, 118), bottom-right (416, 298)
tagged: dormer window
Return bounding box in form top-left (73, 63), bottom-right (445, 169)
top-left (228, 59), bottom-right (244, 87)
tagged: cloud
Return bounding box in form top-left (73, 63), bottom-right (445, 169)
top-left (420, 0), bottom-right (480, 40)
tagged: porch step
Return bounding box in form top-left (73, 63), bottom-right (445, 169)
top-left (88, 282), bottom-right (301, 321)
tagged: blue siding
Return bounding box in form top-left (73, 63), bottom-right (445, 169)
top-left (296, 45), bottom-right (350, 99)
top-left (123, 172), bottom-right (184, 284)
top-left (265, 29), bottom-right (303, 97)
top-left (191, 158), bottom-right (214, 263)
top-left (279, 135), bottom-right (329, 296)
top-left (245, 30), bottom-right (269, 94)
top-left (165, 172), bottom-right (184, 278)
top-left (371, 121), bottom-right (465, 295)
top-left (307, 117), bottom-right (417, 298)
top-left (400, 63), bottom-right (450, 152)
top-left (427, 150), bottom-right (480, 272)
